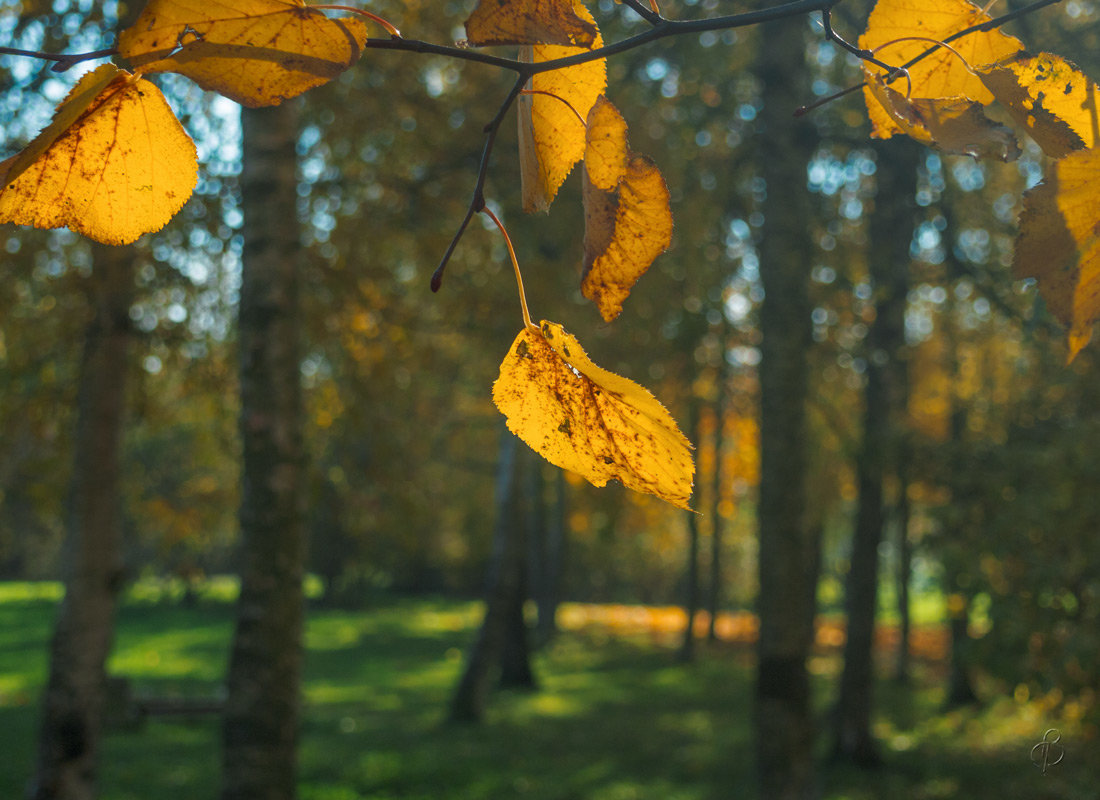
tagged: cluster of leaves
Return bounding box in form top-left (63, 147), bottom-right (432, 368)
top-left (1, 0), bottom-right (1098, 510)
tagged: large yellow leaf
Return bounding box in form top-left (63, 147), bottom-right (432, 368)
top-left (0, 64), bottom-right (198, 245)
top-left (466, 0), bottom-right (597, 47)
top-left (517, 1), bottom-right (605, 212)
top-left (865, 75), bottom-right (1019, 161)
top-left (859, 0), bottom-right (1023, 139)
top-left (582, 96), bottom-right (672, 321)
top-left (118, 0), bottom-right (369, 107)
top-left (980, 52), bottom-right (1100, 158)
top-left (493, 320), bottom-right (694, 509)
top-left (1014, 147), bottom-right (1100, 359)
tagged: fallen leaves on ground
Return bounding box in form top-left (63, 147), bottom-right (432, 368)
top-left (493, 320), bottom-right (694, 509)
top-left (859, 0), bottom-right (1023, 139)
top-left (119, 0), bottom-right (370, 107)
top-left (465, 0), bottom-right (597, 47)
top-left (518, 1), bottom-right (605, 212)
top-left (582, 96), bottom-right (673, 321)
top-left (0, 64), bottom-right (197, 245)
top-left (1014, 146), bottom-right (1100, 360)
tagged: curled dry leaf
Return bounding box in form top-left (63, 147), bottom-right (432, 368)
top-left (582, 96), bottom-right (673, 321)
top-left (465, 0), bottom-right (597, 47)
top-left (0, 64), bottom-right (198, 245)
top-left (493, 320), bottom-right (694, 509)
top-left (1014, 147), bottom-right (1100, 360)
top-left (865, 76), bottom-right (1020, 161)
top-left (118, 0), bottom-right (370, 107)
top-left (859, 0), bottom-right (1022, 139)
top-left (979, 52), bottom-right (1100, 159)
top-left (517, 1), bottom-right (605, 212)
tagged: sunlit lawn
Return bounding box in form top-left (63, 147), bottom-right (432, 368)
top-left (0, 581), bottom-right (1095, 800)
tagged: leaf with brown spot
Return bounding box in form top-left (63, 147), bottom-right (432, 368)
top-left (1014, 147), bottom-right (1100, 360)
top-left (979, 51), bottom-right (1100, 158)
top-left (581, 96), bottom-right (673, 321)
top-left (493, 320), bottom-right (694, 509)
top-left (466, 0), bottom-right (597, 46)
top-left (517, 1), bottom-right (605, 212)
top-left (118, 0), bottom-right (369, 107)
top-left (0, 64), bottom-right (198, 245)
top-left (865, 75), bottom-right (1020, 161)
top-left (859, 0), bottom-right (1023, 139)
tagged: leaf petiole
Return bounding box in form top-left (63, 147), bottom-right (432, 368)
top-left (482, 206), bottom-right (536, 332)
top-left (312, 5), bottom-right (401, 38)
top-left (520, 89), bottom-right (587, 127)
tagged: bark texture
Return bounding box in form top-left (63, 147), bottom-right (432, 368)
top-left (833, 137), bottom-right (918, 766)
top-left (29, 245), bottom-right (134, 800)
top-left (220, 100), bottom-right (307, 800)
top-left (753, 18), bottom-right (821, 800)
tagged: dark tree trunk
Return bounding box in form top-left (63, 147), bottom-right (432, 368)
top-left (220, 100), bottom-right (307, 800)
top-left (449, 430), bottom-right (534, 722)
top-left (708, 351), bottom-right (731, 643)
top-left (832, 137), bottom-right (918, 766)
top-left (29, 245), bottom-right (134, 800)
top-left (679, 400), bottom-right (702, 663)
top-left (535, 468), bottom-right (566, 648)
top-left (893, 439), bottom-right (913, 684)
top-left (753, 18), bottom-right (821, 800)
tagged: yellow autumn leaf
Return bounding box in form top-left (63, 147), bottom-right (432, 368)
top-left (582, 96), bottom-right (672, 322)
top-left (865, 76), bottom-right (1019, 161)
top-left (465, 0), bottom-right (597, 46)
top-left (118, 0), bottom-right (370, 107)
top-left (859, 0), bottom-right (1022, 139)
top-left (979, 52), bottom-right (1100, 158)
top-left (492, 320), bottom-right (694, 509)
top-left (0, 64), bottom-right (198, 245)
top-left (518, 1), bottom-right (605, 212)
top-left (1014, 146), bottom-right (1100, 359)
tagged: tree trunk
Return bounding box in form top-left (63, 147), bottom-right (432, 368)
top-left (832, 137), bottom-right (918, 766)
top-left (29, 245), bottom-right (134, 800)
top-left (221, 100), bottom-right (307, 800)
top-left (893, 439), bottom-right (913, 684)
top-left (753, 18), bottom-right (821, 800)
top-left (449, 430), bottom-right (531, 722)
top-left (535, 468), bottom-right (566, 648)
top-left (708, 350), bottom-right (731, 643)
top-left (679, 399), bottom-right (702, 663)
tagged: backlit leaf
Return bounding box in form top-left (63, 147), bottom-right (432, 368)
top-left (865, 76), bottom-right (1019, 161)
top-left (979, 52), bottom-right (1100, 158)
top-left (582, 96), bottom-right (672, 321)
top-left (1014, 147), bottom-right (1100, 360)
top-left (118, 0), bottom-right (370, 107)
top-left (465, 0), bottom-right (597, 47)
top-left (859, 0), bottom-right (1023, 139)
top-left (518, 1), bottom-right (605, 212)
top-left (0, 64), bottom-right (198, 245)
top-left (493, 320), bottom-right (694, 509)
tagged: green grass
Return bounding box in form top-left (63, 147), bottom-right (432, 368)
top-left (0, 582), bottom-right (1096, 800)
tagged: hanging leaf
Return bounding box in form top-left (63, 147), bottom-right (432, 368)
top-left (0, 64), bottom-right (198, 245)
top-left (1014, 147), bottom-right (1100, 360)
top-left (518, 1), bottom-right (605, 212)
top-left (865, 76), bottom-right (1019, 161)
top-left (859, 0), bottom-right (1023, 139)
top-left (493, 320), bottom-right (694, 509)
top-left (118, 0), bottom-right (370, 107)
top-left (465, 0), bottom-right (597, 47)
top-left (979, 52), bottom-right (1100, 159)
top-left (581, 96), bottom-right (672, 321)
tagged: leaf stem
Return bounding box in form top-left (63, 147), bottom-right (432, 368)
top-left (312, 5), bottom-right (401, 38)
top-left (483, 206), bottom-right (535, 331)
top-left (520, 89), bottom-right (587, 127)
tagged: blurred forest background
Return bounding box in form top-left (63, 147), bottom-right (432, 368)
top-left (2, 0), bottom-right (1100, 798)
